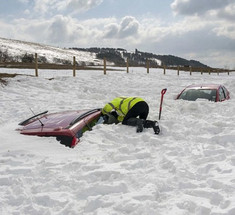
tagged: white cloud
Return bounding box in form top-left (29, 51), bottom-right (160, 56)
top-left (213, 24), bottom-right (235, 40)
top-left (48, 15), bottom-right (75, 43)
top-left (0, 8), bottom-right (235, 68)
top-left (33, 0), bottom-right (57, 14)
top-left (119, 16), bottom-right (139, 38)
top-left (104, 23), bottom-right (119, 38)
top-left (103, 16), bottom-right (139, 39)
top-left (0, 20), bottom-right (16, 39)
top-left (32, 0), bottom-right (103, 15)
top-left (217, 3), bottom-right (235, 21)
top-left (170, 0), bottom-right (235, 41)
top-left (56, 0), bottom-right (103, 13)
top-left (12, 18), bottom-right (52, 43)
top-left (171, 0), bottom-right (231, 16)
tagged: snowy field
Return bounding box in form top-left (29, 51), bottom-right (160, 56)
top-left (0, 67), bottom-right (235, 215)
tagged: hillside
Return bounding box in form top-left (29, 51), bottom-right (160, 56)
top-left (74, 47), bottom-right (208, 68)
top-left (0, 37), bottom-right (208, 67)
top-left (0, 37), bottom-right (102, 66)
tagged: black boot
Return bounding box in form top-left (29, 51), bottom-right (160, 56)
top-left (136, 119), bottom-right (144, 133)
top-left (124, 118), bottom-right (144, 133)
top-left (153, 121), bottom-right (160, 135)
top-left (144, 120), bottom-right (160, 135)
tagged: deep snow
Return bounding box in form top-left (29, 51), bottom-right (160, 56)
top-left (0, 67), bottom-right (235, 215)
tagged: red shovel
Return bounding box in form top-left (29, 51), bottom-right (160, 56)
top-left (159, 88), bottom-right (167, 120)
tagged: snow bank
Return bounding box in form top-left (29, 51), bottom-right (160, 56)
top-left (0, 67), bottom-right (235, 215)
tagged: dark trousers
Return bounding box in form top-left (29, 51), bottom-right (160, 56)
top-left (122, 101), bottom-right (149, 125)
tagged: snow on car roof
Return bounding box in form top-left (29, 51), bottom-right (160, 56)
top-left (186, 84), bottom-right (221, 90)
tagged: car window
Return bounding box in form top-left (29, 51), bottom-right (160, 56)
top-left (85, 116), bottom-right (103, 131)
top-left (222, 86), bottom-right (228, 98)
top-left (75, 115), bottom-right (104, 139)
top-left (178, 89), bottom-right (216, 101)
top-left (219, 87), bottom-right (226, 101)
top-left (70, 109), bottom-right (101, 126)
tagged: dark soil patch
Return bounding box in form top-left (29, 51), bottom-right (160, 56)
top-left (0, 73), bottom-right (18, 86)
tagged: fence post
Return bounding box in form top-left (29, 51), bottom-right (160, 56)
top-left (201, 68), bottom-right (203, 75)
top-left (126, 58), bottom-right (129, 73)
top-left (146, 59), bottom-right (149, 74)
top-left (177, 66), bottom-right (179, 76)
top-left (228, 70), bottom-right (230, 75)
top-left (208, 68), bottom-right (211, 75)
top-left (163, 65), bottom-right (166, 75)
top-left (104, 58), bottom-right (106, 75)
top-left (35, 53), bottom-right (38, 77)
top-left (190, 66), bottom-right (192, 75)
top-left (73, 56), bottom-right (76, 77)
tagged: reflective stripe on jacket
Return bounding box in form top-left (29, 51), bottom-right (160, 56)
top-left (102, 97), bottom-right (144, 122)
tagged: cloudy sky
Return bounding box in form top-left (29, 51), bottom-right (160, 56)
top-left (0, 0), bottom-right (235, 68)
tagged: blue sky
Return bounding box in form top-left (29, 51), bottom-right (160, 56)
top-left (0, 0), bottom-right (235, 68)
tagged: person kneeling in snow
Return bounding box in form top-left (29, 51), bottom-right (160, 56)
top-left (102, 97), bottom-right (160, 134)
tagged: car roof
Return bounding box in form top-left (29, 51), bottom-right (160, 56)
top-left (21, 109), bottom-right (101, 130)
top-left (185, 84), bottom-right (222, 90)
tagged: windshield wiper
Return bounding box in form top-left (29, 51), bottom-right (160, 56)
top-left (18, 110), bottom-right (48, 126)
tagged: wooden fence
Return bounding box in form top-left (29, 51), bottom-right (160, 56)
top-left (0, 53), bottom-right (234, 76)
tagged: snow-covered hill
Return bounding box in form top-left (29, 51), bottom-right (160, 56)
top-left (0, 37), bottom-right (103, 65)
top-left (1, 37), bottom-right (209, 68)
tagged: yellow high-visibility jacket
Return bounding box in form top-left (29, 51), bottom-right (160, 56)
top-left (102, 97), bottom-right (144, 122)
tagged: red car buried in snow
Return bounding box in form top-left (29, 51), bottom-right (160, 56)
top-left (18, 108), bottom-right (103, 148)
top-left (176, 84), bottom-right (230, 102)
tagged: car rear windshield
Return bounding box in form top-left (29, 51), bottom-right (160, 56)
top-left (179, 89), bottom-right (217, 101)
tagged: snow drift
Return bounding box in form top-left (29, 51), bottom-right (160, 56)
top-left (0, 68), bottom-right (235, 215)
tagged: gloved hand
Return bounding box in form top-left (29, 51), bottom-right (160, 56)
top-left (102, 114), bottom-right (109, 124)
top-left (110, 111), bottom-right (118, 119)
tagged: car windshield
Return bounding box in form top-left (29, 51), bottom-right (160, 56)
top-left (178, 89), bottom-right (217, 101)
